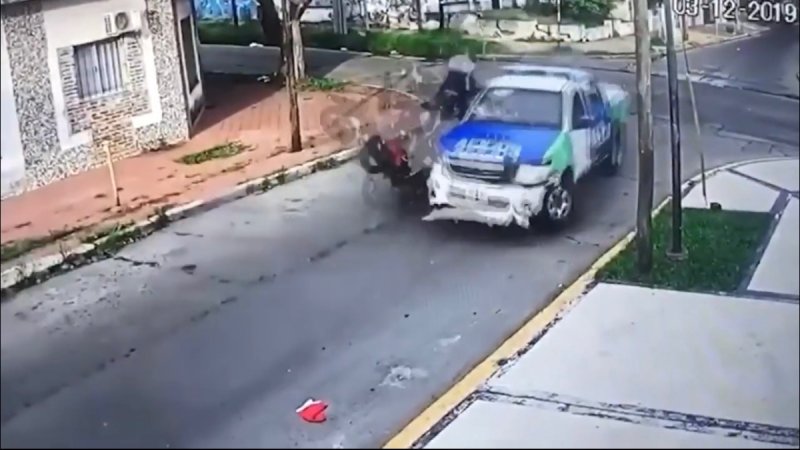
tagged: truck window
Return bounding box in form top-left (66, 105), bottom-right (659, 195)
top-left (572, 93), bottom-right (587, 126)
top-left (587, 85), bottom-right (605, 117)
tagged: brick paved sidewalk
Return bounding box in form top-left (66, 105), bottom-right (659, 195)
top-left (0, 78), bottom-right (422, 266)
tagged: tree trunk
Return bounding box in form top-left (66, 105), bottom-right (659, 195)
top-left (415, 0), bottom-right (423, 30)
top-left (289, 18), bottom-right (306, 80)
top-left (231, 0), bottom-right (239, 27)
top-left (281, 0), bottom-right (302, 152)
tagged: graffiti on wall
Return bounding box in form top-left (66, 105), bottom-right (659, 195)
top-left (193, 0), bottom-right (427, 27)
top-left (195, 0), bottom-right (259, 20)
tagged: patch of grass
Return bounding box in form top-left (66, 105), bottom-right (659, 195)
top-left (300, 77), bottom-right (348, 91)
top-left (79, 222), bottom-right (139, 251)
top-left (597, 207), bottom-right (772, 293)
top-left (197, 20), bottom-right (503, 59)
top-left (177, 142), bottom-right (250, 165)
top-left (1, 228), bottom-right (80, 263)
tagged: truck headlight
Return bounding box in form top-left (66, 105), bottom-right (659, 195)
top-left (514, 165), bottom-right (552, 186)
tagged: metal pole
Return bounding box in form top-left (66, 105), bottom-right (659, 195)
top-left (681, 14), bottom-right (707, 206)
top-left (664, 0), bottom-right (684, 259)
top-left (634, 0), bottom-right (654, 273)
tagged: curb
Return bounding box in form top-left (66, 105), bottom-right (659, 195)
top-left (1, 87), bottom-right (425, 296)
top-left (382, 155), bottom-right (796, 449)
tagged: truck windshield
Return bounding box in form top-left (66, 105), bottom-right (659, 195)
top-left (466, 88), bottom-right (562, 128)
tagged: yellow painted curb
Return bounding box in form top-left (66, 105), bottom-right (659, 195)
top-left (382, 156), bottom-right (794, 449)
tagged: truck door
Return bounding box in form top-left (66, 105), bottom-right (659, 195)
top-left (568, 91), bottom-right (593, 179)
top-left (585, 83), bottom-right (612, 163)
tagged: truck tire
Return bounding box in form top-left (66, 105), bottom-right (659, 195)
top-left (537, 172), bottom-right (575, 229)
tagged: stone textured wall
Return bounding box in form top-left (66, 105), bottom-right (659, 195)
top-left (1, 0), bottom-right (194, 198)
top-left (0, 0), bottom-right (78, 192)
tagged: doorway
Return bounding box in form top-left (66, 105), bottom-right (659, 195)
top-left (174, 0), bottom-right (204, 128)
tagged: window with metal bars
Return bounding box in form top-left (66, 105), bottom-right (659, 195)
top-left (74, 37), bottom-right (124, 99)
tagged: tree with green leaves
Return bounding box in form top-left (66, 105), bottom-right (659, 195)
top-left (562, 0), bottom-right (615, 25)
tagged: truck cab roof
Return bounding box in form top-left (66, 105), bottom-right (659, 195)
top-left (500, 64), bottom-right (595, 85)
top-left (487, 73), bottom-right (570, 94)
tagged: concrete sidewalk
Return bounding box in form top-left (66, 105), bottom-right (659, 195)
top-left (409, 158), bottom-right (800, 449)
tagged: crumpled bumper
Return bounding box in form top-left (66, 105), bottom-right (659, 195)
top-left (423, 163), bottom-right (547, 228)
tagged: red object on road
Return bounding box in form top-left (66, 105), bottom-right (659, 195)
top-left (296, 399), bottom-right (328, 423)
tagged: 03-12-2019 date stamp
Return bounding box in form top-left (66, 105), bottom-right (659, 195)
top-left (673, 0), bottom-right (798, 24)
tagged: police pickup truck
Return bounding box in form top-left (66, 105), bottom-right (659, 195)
top-left (425, 64), bottom-right (630, 229)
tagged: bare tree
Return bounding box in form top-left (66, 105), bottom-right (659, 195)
top-left (287, 0), bottom-right (312, 79)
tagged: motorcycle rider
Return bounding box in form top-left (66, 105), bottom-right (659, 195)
top-left (432, 54), bottom-right (479, 119)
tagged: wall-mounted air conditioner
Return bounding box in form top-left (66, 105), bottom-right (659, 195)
top-left (103, 11), bottom-right (143, 37)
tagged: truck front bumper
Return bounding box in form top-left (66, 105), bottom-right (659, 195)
top-left (423, 162), bottom-right (547, 229)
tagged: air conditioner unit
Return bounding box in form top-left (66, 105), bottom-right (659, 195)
top-left (103, 11), bottom-right (142, 36)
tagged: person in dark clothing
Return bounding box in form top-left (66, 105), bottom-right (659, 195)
top-left (433, 55), bottom-right (479, 119)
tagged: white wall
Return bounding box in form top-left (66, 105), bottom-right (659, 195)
top-left (1, 22), bottom-right (26, 196)
top-left (41, 0), bottom-right (163, 151)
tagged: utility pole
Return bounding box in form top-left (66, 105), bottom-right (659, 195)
top-left (633, 0), bottom-right (654, 273)
top-left (282, 0), bottom-right (302, 152)
top-left (664, 0), bottom-right (685, 259)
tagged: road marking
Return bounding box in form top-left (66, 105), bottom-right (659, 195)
top-left (382, 156), bottom-right (797, 449)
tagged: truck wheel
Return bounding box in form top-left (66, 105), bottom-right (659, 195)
top-left (599, 126), bottom-right (623, 176)
top-left (538, 173), bottom-right (575, 229)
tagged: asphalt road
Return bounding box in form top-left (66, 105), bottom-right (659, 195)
top-left (1, 38), bottom-right (798, 448)
top-left (653, 23), bottom-right (800, 100)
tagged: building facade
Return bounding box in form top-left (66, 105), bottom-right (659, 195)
top-left (1, 0), bottom-right (205, 198)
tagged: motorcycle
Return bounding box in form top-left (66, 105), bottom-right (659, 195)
top-left (357, 64), bottom-right (479, 202)
top-left (358, 133), bottom-right (428, 195)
